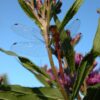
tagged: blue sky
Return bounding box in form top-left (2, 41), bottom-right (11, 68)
top-left (0, 0), bottom-right (100, 87)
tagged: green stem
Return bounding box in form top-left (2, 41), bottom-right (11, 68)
top-left (41, 2), bottom-right (69, 99)
top-left (46, 30), bottom-right (69, 100)
top-left (44, 26), bottom-right (69, 100)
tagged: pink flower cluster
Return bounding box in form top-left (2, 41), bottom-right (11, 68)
top-left (47, 68), bottom-right (71, 87)
top-left (45, 53), bottom-right (100, 92)
top-left (86, 70), bottom-right (100, 85)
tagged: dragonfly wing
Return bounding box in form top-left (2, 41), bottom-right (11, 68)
top-left (66, 19), bottom-right (81, 38)
top-left (11, 23), bottom-right (44, 42)
top-left (10, 41), bottom-right (48, 57)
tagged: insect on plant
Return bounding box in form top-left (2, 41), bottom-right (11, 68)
top-left (48, 18), bottom-right (80, 81)
top-left (11, 19), bottom-right (80, 59)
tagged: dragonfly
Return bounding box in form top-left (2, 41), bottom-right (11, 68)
top-left (10, 19), bottom-right (80, 58)
top-left (47, 19), bottom-right (80, 81)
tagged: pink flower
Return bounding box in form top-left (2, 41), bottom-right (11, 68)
top-left (46, 68), bottom-right (71, 87)
top-left (43, 52), bottom-right (99, 93)
top-left (86, 71), bottom-right (100, 85)
top-left (75, 53), bottom-right (83, 66)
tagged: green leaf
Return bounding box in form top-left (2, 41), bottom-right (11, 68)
top-left (71, 51), bottom-right (97, 100)
top-left (0, 48), bottom-right (48, 77)
top-left (53, 17), bottom-right (100, 99)
top-left (18, 57), bottom-right (56, 87)
top-left (0, 91), bottom-right (40, 100)
top-left (0, 92), bottom-right (18, 100)
top-left (83, 84), bottom-right (100, 100)
top-left (18, 57), bottom-right (53, 87)
top-left (0, 85), bottom-right (64, 100)
top-left (0, 48), bottom-right (18, 56)
top-left (0, 48), bottom-right (55, 87)
top-left (92, 18), bottom-right (100, 56)
top-left (59, 0), bottom-right (83, 33)
top-left (18, 0), bottom-right (43, 30)
top-left (18, 57), bottom-right (48, 78)
top-left (53, 14), bottom-right (61, 28)
top-left (71, 18), bottom-right (100, 99)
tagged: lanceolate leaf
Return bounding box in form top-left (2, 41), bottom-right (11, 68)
top-left (18, 57), bottom-right (49, 78)
top-left (71, 51), bottom-right (97, 100)
top-left (0, 48), bottom-right (48, 78)
top-left (18, 0), bottom-right (43, 30)
top-left (18, 57), bottom-right (56, 87)
top-left (0, 85), bottom-right (64, 100)
top-left (59, 0), bottom-right (84, 33)
top-left (0, 48), bottom-right (55, 87)
top-left (0, 94), bottom-right (40, 100)
top-left (0, 48), bottom-right (18, 56)
top-left (70, 18), bottom-right (100, 99)
top-left (92, 18), bottom-right (100, 56)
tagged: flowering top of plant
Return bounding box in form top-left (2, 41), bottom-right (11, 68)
top-left (44, 53), bottom-right (100, 94)
top-left (22, 0), bottom-right (62, 26)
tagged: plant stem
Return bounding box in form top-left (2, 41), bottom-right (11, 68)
top-left (41, 1), bottom-right (69, 99)
top-left (43, 26), bottom-right (69, 100)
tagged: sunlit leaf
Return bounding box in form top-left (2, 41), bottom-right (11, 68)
top-left (18, 57), bottom-right (56, 86)
top-left (0, 48), bottom-right (55, 87)
top-left (0, 48), bottom-right (18, 56)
